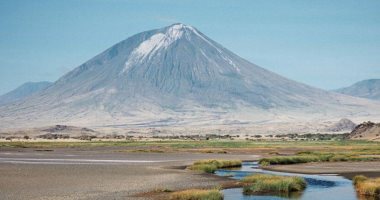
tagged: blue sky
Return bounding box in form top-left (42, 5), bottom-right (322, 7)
top-left (0, 0), bottom-right (379, 94)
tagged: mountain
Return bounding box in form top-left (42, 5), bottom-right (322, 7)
top-left (0, 81), bottom-right (52, 105)
top-left (1, 23), bottom-right (380, 130)
top-left (335, 79), bottom-right (380, 100)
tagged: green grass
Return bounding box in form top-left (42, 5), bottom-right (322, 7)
top-left (242, 174), bottom-right (306, 195)
top-left (198, 149), bottom-right (228, 154)
top-left (188, 159), bottom-right (242, 173)
top-left (259, 151), bottom-right (380, 166)
top-left (259, 155), bottom-right (322, 165)
top-left (2, 140), bottom-right (380, 163)
top-left (352, 175), bottom-right (380, 197)
top-left (169, 189), bottom-right (223, 200)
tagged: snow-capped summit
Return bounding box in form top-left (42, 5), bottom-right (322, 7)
top-left (164, 23), bottom-right (195, 38)
top-left (124, 23), bottom-right (225, 73)
top-left (1, 23), bottom-right (379, 129)
top-left (123, 24), bottom-right (194, 72)
top-left (129, 24), bottom-right (190, 59)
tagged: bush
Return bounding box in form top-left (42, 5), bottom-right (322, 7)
top-left (170, 189), bottom-right (223, 200)
top-left (242, 174), bottom-right (306, 195)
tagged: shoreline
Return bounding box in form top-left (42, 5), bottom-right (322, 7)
top-left (262, 161), bottom-right (380, 179)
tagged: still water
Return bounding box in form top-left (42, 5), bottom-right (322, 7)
top-left (215, 162), bottom-right (358, 200)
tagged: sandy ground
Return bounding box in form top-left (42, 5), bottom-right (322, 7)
top-left (0, 148), bottom-right (257, 200)
top-left (264, 161), bottom-right (380, 179)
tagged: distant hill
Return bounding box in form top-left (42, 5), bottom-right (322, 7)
top-left (0, 124), bottom-right (99, 139)
top-left (325, 118), bottom-right (356, 132)
top-left (335, 79), bottom-right (380, 100)
top-left (0, 81), bottom-right (52, 105)
top-left (349, 121), bottom-right (380, 141)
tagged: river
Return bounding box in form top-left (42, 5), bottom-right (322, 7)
top-left (215, 162), bottom-right (359, 200)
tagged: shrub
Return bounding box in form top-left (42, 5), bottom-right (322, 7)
top-left (170, 189), bottom-right (223, 200)
top-left (242, 174), bottom-right (306, 195)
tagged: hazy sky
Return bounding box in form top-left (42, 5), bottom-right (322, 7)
top-left (0, 0), bottom-right (379, 94)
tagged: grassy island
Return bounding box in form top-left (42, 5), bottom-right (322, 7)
top-left (353, 175), bottom-right (380, 197)
top-left (169, 189), bottom-right (223, 200)
top-left (188, 159), bottom-right (242, 173)
top-left (242, 174), bottom-right (306, 195)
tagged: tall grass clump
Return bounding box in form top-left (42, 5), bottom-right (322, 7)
top-left (169, 189), bottom-right (223, 200)
top-left (242, 174), bottom-right (306, 195)
top-left (353, 175), bottom-right (380, 197)
top-left (188, 159), bottom-right (242, 173)
top-left (353, 175), bottom-right (368, 185)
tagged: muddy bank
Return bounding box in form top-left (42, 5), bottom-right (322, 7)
top-left (263, 161), bottom-right (380, 179)
top-left (0, 149), bottom-right (254, 200)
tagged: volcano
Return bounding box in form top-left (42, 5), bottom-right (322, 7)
top-left (1, 23), bottom-right (379, 129)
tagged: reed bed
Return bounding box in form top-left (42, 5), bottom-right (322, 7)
top-left (188, 159), bottom-right (242, 173)
top-left (259, 151), bottom-right (380, 166)
top-left (242, 174), bottom-right (306, 195)
top-left (353, 175), bottom-right (380, 197)
top-left (169, 189), bottom-right (223, 200)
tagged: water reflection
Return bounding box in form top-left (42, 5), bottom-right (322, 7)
top-left (215, 162), bottom-right (358, 200)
